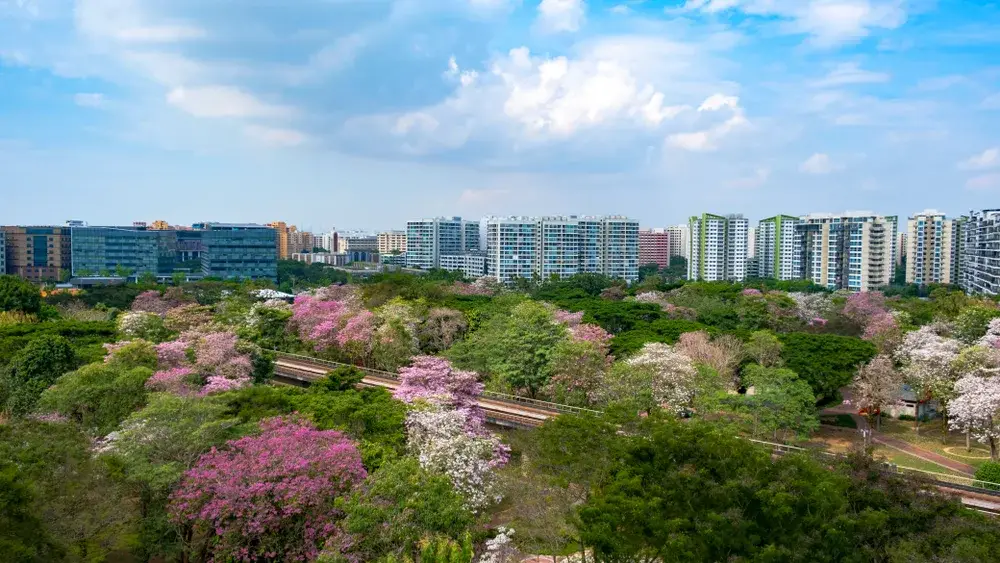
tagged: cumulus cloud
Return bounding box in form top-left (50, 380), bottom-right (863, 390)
top-left (811, 62), bottom-right (890, 88)
top-left (958, 148), bottom-right (999, 171)
top-left (799, 153), bottom-right (837, 174)
top-left (74, 93), bottom-right (105, 107)
top-left (728, 168), bottom-right (771, 188)
top-left (166, 86), bottom-right (295, 118)
top-left (667, 93), bottom-right (748, 152)
top-left (537, 0), bottom-right (586, 33)
top-left (684, 0), bottom-right (907, 47)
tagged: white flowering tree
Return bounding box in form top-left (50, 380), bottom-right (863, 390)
top-left (404, 406), bottom-right (508, 512)
top-left (894, 326), bottom-right (962, 433)
top-left (598, 343), bottom-right (699, 413)
top-left (948, 374), bottom-right (1000, 461)
top-left (852, 355), bottom-right (901, 433)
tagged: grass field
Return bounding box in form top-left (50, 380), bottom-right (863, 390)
top-left (879, 418), bottom-right (992, 470)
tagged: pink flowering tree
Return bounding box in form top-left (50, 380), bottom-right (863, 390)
top-left (131, 290), bottom-right (182, 316)
top-left (291, 294), bottom-right (353, 352)
top-left (193, 332), bottom-right (253, 394)
top-left (852, 355), bottom-right (902, 433)
top-left (742, 288), bottom-right (763, 297)
top-left (545, 324), bottom-right (615, 406)
top-left (155, 340), bottom-right (190, 369)
top-left (553, 309), bottom-right (584, 328)
top-left (145, 367), bottom-right (198, 396)
top-left (169, 416), bottom-right (367, 562)
top-left (337, 310), bottom-right (376, 364)
top-left (394, 356), bottom-right (485, 428)
top-left (862, 311), bottom-right (902, 354)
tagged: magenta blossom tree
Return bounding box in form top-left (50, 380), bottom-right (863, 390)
top-left (155, 340), bottom-right (190, 369)
top-left (570, 323), bottom-right (613, 349)
top-left (169, 416), bottom-right (367, 562)
top-left (291, 294), bottom-right (353, 351)
top-left (145, 367), bottom-right (197, 396)
top-left (131, 290), bottom-right (183, 316)
top-left (843, 291), bottom-right (888, 326)
top-left (394, 356), bottom-right (485, 429)
top-left (553, 310), bottom-right (584, 327)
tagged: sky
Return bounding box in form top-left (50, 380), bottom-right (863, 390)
top-left (1, 0), bottom-right (999, 233)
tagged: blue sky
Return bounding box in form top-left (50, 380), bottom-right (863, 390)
top-left (1, 0), bottom-right (999, 232)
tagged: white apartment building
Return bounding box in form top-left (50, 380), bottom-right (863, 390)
top-left (377, 231), bottom-right (407, 254)
top-left (439, 253), bottom-right (487, 279)
top-left (688, 213), bottom-right (749, 282)
top-left (906, 210), bottom-right (961, 286)
top-left (756, 216), bottom-right (800, 280)
top-left (747, 227), bottom-right (757, 259)
top-left (666, 224), bottom-right (690, 260)
top-left (485, 215), bottom-right (639, 284)
top-left (793, 212), bottom-right (897, 292)
top-left (960, 209), bottom-right (1000, 295)
top-left (405, 217), bottom-right (480, 270)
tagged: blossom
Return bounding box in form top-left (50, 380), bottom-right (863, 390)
top-left (479, 527), bottom-right (518, 563)
top-left (553, 309), bottom-right (584, 327)
top-left (116, 311), bottom-right (163, 340)
top-left (569, 323), bottom-right (613, 348)
top-left (155, 340), bottom-right (190, 370)
top-left (895, 326), bottom-right (962, 406)
top-left (625, 343), bottom-right (698, 413)
top-left (843, 291), bottom-right (887, 325)
top-left (978, 318), bottom-right (1000, 349)
top-left (948, 374), bottom-right (1000, 460)
top-left (404, 406), bottom-right (508, 512)
top-left (788, 292), bottom-right (833, 323)
top-left (394, 356), bottom-right (484, 428)
top-left (131, 290), bottom-right (181, 316)
top-left (169, 417), bottom-right (367, 562)
top-left (742, 288), bottom-right (763, 297)
top-left (863, 311), bottom-right (902, 353)
top-left (337, 310), bottom-right (376, 346)
top-left (146, 367), bottom-right (198, 396)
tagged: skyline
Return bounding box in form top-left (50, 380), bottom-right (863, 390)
top-left (2, 1), bottom-right (1000, 231)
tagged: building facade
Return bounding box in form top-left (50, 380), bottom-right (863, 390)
top-left (485, 215), bottom-right (639, 284)
top-left (70, 226), bottom-right (161, 276)
top-left (2, 226), bottom-right (73, 281)
top-left (896, 232), bottom-right (908, 266)
top-left (0, 230), bottom-right (5, 274)
top-left (960, 209), bottom-right (1000, 295)
top-left (639, 228), bottom-right (670, 269)
top-left (405, 217), bottom-right (480, 270)
top-left (377, 231), bottom-right (407, 254)
top-left (150, 220), bottom-right (171, 230)
top-left (756, 215), bottom-right (800, 280)
top-left (267, 222), bottom-right (291, 259)
top-left (687, 214), bottom-right (749, 282)
top-left (666, 224), bottom-right (690, 260)
top-left (793, 213), bottom-right (897, 292)
top-left (440, 253), bottom-right (487, 278)
top-left (292, 252), bottom-right (350, 266)
top-left (196, 223), bottom-right (277, 281)
top-left (906, 210), bottom-right (961, 286)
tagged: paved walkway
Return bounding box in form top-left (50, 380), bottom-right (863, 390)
top-left (821, 401), bottom-right (976, 476)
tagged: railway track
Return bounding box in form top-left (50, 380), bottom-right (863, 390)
top-left (272, 352), bottom-right (1000, 513)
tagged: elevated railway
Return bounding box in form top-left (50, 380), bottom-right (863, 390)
top-left (271, 351), bottom-right (1000, 515)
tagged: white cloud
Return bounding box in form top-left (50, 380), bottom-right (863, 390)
top-left (667, 93), bottom-right (748, 151)
top-left (537, 0), bottom-right (586, 33)
top-left (75, 0), bottom-right (206, 43)
top-left (610, 4), bottom-right (631, 15)
top-left (729, 168), bottom-right (771, 188)
top-left (800, 153), bottom-right (837, 174)
top-left (811, 62), bottom-right (890, 87)
top-left (958, 148), bottom-right (999, 171)
top-left (244, 125), bottom-right (307, 147)
top-left (73, 93), bottom-right (105, 107)
top-left (685, 0), bottom-right (907, 47)
top-left (166, 87), bottom-right (295, 118)
top-left (966, 174), bottom-right (1000, 191)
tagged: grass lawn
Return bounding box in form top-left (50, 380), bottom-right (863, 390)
top-left (878, 418), bottom-right (992, 470)
top-left (872, 446), bottom-right (967, 478)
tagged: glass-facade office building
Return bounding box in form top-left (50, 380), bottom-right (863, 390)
top-left (71, 227), bottom-right (161, 276)
top-left (196, 223), bottom-right (277, 281)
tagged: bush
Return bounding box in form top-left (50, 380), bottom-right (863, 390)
top-left (0, 275), bottom-right (41, 315)
top-left (0, 321), bottom-right (115, 367)
top-left (974, 462), bottom-right (1000, 491)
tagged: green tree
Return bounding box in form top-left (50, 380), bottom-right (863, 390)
top-left (745, 330), bottom-right (784, 367)
top-left (448, 301), bottom-right (565, 397)
top-left (0, 461), bottom-right (61, 563)
top-left (0, 420), bottom-right (137, 561)
top-left (332, 457), bottom-right (474, 562)
top-left (724, 364), bottom-right (819, 440)
top-left (954, 304), bottom-right (1000, 345)
top-left (38, 362), bottom-right (153, 435)
top-left (778, 332), bottom-right (877, 404)
top-left (0, 275), bottom-right (41, 314)
top-left (100, 393), bottom-right (245, 560)
top-left (0, 335), bottom-right (77, 416)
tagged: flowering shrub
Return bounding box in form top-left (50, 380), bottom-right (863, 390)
top-left (131, 290), bottom-right (181, 316)
top-left (479, 527), bottom-right (518, 563)
top-left (116, 311), bottom-right (167, 341)
top-left (169, 417), bottom-right (367, 562)
top-left (570, 323), bottom-right (613, 347)
top-left (155, 340), bottom-right (190, 369)
top-left (788, 292), bottom-right (832, 323)
top-left (742, 288), bottom-right (763, 297)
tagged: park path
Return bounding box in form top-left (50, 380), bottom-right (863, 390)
top-left (822, 394), bottom-right (976, 476)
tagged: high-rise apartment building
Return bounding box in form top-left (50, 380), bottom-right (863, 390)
top-left (2, 226), bottom-right (73, 281)
top-left (639, 228), bottom-right (670, 269)
top-left (666, 224), bottom-right (690, 260)
top-left (0, 230), bottom-right (5, 274)
top-left (439, 253), bottom-right (487, 278)
top-left (377, 231), bottom-right (407, 254)
top-left (267, 221), bottom-right (291, 259)
top-left (896, 232), bottom-right (907, 266)
top-left (905, 210), bottom-right (961, 286)
top-left (960, 209), bottom-right (1000, 295)
top-left (687, 214), bottom-right (749, 282)
top-left (747, 227), bottom-right (757, 259)
top-left (756, 215), bottom-right (800, 280)
top-left (405, 217), bottom-right (480, 270)
top-left (793, 213), bottom-right (897, 292)
top-left (485, 215), bottom-right (639, 283)
top-left (319, 231), bottom-right (339, 253)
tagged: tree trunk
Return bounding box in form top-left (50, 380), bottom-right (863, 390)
top-left (967, 429), bottom-right (972, 452)
top-left (876, 413), bottom-right (881, 432)
top-left (991, 437), bottom-right (998, 463)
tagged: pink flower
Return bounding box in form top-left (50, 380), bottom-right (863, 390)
top-left (155, 340), bottom-right (190, 369)
top-left (336, 310), bottom-right (375, 346)
top-left (146, 367), bottom-right (197, 395)
top-left (394, 356), bottom-right (485, 431)
top-left (570, 323), bottom-right (613, 347)
top-left (742, 288), bottom-right (763, 297)
top-left (553, 310), bottom-right (584, 327)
